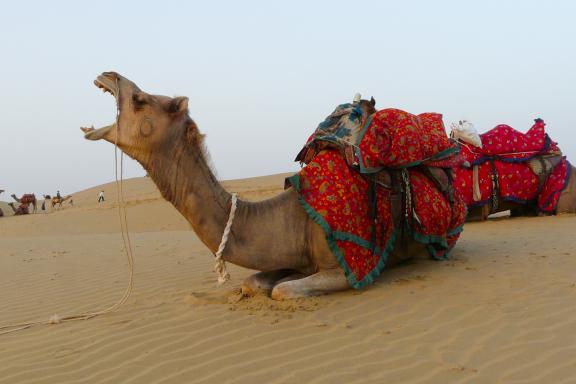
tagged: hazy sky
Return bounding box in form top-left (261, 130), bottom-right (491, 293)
top-left (1, 0), bottom-right (575, 197)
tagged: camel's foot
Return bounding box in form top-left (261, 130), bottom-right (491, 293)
top-left (271, 269), bottom-right (349, 300)
top-left (241, 269), bottom-right (298, 296)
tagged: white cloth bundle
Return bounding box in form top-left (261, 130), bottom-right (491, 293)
top-left (450, 120), bottom-right (483, 148)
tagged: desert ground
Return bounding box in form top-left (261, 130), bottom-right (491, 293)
top-left (1, 174), bottom-right (575, 384)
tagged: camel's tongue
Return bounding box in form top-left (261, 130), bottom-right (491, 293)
top-left (81, 124), bottom-right (115, 140)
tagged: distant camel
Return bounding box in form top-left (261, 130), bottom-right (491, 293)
top-left (11, 194), bottom-right (37, 213)
top-left (8, 202), bottom-right (29, 215)
top-left (0, 190), bottom-right (5, 216)
top-left (50, 195), bottom-right (73, 208)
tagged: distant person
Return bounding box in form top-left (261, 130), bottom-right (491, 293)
top-left (56, 190), bottom-right (62, 199)
top-left (98, 190), bottom-right (105, 203)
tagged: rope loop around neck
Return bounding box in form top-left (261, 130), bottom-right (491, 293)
top-left (214, 193), bottom-right (238, 285)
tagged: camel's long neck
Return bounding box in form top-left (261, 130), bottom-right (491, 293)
top-left (125, 121), bottom-right (310, 273)
top-left (140, 139), bottom-right (232, 254)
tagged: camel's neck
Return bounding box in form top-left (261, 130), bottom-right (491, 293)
top-left (122, 120), bottom-right (311, 273)
top-left (139, 138), bottom-right (232, 253)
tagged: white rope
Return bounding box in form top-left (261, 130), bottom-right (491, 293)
top-left (0, 78), bottom-right (135, 336)
top-left (214, 193), bottom-right (238, 285)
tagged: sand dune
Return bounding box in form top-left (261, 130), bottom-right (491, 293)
top-left (1, 174), bottom-right (575, 383)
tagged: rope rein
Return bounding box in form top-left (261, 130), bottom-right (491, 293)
top-left (214, 193), bottom-right (237, 285)
top-left (0, 79), bottom-right (135, 336)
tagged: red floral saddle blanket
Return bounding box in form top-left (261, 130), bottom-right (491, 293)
top-left (356, 109), bottom-right (462, 170)
top-left (454, 156), bottom-right (570, 213)
top-left (454, 119), bottom-right (570, 213)
top-left (287, 149), bottom-right (467, 289)
top-left (289, 105), bottom-right (467, 288)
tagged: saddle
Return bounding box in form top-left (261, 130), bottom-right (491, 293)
top-left (455, 118), bottom-right (567, 215)
top-left (468, 154), bottom-right (564, 214)
top-left (367, 165), bottom-right (455, 250)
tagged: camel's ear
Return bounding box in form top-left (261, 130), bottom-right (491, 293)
top-left (168, 96), bottom-right (189, 114)
top-left (370, 97), bottom-right (376, 107)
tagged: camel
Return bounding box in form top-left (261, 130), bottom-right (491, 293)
top-left (8, 202), bottom-right (29, 216)
top-left (43, 194), bottom-right (72, 209)
top-left (11, 194), bottom-right (37, 213)
top-left (81, 72), bottom-right (457, 299)
top-left (464, 170), bottom-right (576, 220)
top-left (451, 121), bottom-right (576, 220)
top-left (49, 195), bottom-right (72, 208)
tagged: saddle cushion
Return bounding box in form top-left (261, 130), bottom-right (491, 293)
top-left (297, 107), bottom-right (462, 172)
top-left (287, 149), bottom-right (466, 289)
top-left (357, 109), bottom-right (460, 172)
top-left (460, 119), bottom-right (561, 164)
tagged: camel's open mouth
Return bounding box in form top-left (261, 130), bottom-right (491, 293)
top-left (94, 73), bottom-right (118, 99)
top-left (81, 73), bottom-right (120, 141)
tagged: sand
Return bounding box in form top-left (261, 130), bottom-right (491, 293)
top-left (1, 174), bottom-right (575, 384)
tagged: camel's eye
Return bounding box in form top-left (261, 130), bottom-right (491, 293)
top-left (132, 93), bottom-right (148, 109)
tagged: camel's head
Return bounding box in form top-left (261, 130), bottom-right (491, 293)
top-left (316, 95), bottom-right (377, 139)
top-left (81, 72), bottom-right (194, 160)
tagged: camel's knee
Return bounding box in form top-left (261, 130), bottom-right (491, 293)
top-left (271, 281), bottom-right (305, 300)
top-left (241, 275), bottom-right (270, 297)
top-left (241, 269), bottom-right (294, 297)
top-left (271, 269), bottom-right (349, 300)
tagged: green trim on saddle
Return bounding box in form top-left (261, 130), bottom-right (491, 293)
top-left (287, 173), bottom-right (398, 289)
top-left (355, 144), bottom-right (461, 174)
top-left (412, 223), bottom-right (464, 260)
top-left (287, 170), bottom-right (466, 287)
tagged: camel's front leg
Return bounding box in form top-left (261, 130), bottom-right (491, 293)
top-left (241, 269), bottom-right (299, 296)
top-left (271, 269), bottom-right (349, 300)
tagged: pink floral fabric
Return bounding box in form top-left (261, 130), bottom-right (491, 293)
top-left (454, 119), bottom-right (569, 213)
top-left (539, 159), bottom-right (571, 213)
top-left (287, 150), bottom-right (466, 288)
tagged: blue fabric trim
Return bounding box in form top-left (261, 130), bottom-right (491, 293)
top-left (385, 145), bottom-right (461, 170)
top-left (286, 173), bottom-right (398, 289)
top-left (355, 114), bottom-right (374, 146)
top-left (502, 196), bottom-right (535, 205)
top-left (355, 115), bottom-right (383, 174)
top-left (447, 224), bottom-right (464, 237)
top-left (468, 199), bottom-right (491, 209)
